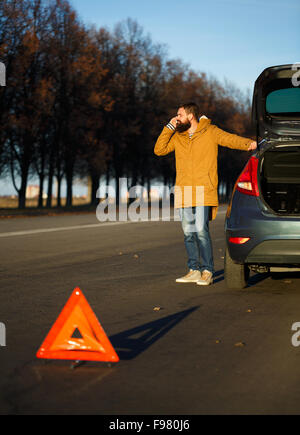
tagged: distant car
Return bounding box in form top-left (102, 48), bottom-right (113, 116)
top-left (225, 64), bottom-right (300, 289)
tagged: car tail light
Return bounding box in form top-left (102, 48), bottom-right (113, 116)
top-left (236, 156), bottom-right (259, 197)
top-left (229, 237), bottom-right (250, 244)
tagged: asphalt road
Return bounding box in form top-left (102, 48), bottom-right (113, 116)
top-left (1, 205), bottom-right (300, 415)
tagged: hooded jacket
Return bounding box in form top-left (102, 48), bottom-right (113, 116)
top-left (154, 117), bottom-right (253, 220)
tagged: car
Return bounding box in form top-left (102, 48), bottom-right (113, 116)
top-left (224, 64), bottom-right (300, 289)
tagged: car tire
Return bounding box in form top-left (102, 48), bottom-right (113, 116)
top-left (224, 247), bottom-right (250, 289)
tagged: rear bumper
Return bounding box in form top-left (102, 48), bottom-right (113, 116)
top-left (245, 240), bottom-right (300, 264)
top-left (225, 191), bottom-right (300, 265)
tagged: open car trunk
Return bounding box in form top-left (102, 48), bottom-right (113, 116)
top-left (260, 144), bottom-right (300, 215)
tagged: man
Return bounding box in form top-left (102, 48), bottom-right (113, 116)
top-left (154, 102), bottom-right (257, 286)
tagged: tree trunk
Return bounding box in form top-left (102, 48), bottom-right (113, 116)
top-left (38, 173), bottom-right (45, 208)
top-left (47, 168), bottom-right (53, 208)
top-left (56, 175), bottom-right (62, 208)
top-left (146, 177), bottom-right (151, 202)
top-left (115, 174), bottom-right (120, 207)
top-left (18, 170), bottom-right (28, 209)
top-left (106, 163), bottom-right (110, 187)
top-left (90, 173), bottom-right (100, 205)
top-left (66, 171), bottom-right (73, 207)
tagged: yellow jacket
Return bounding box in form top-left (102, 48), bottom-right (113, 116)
top-left (154, 117), bottom-right (252, 220)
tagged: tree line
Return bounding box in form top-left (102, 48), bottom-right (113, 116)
top-left (0, 0), bottom-right (254, 209)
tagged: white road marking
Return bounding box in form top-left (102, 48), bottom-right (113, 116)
top-left (0, 221), bottom-right (133, 238)
top-left (0, 209), bottom-right (227, 238)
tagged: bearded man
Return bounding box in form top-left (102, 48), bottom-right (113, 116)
top-left (154, 102), bottom-right (257, 286)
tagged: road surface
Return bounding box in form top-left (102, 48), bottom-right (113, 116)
top-left (1, 205), bottom-right (300, 415)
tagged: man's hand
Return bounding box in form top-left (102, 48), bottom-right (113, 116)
top-left (248, 141), bottom-right (257, 151)
top-left (170, 117), bottom-right (178, 128)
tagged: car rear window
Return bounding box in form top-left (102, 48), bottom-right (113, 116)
top-left (266, 88), bottom-right (300, 114)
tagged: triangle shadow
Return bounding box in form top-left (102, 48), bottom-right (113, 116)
top-left (110, 306), bottom-right (199, 360)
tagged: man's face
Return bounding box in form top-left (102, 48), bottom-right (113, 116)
top-left (176, 107), bottom-right (191, 132)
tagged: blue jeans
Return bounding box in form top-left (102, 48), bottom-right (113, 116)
top-left (179, 206), bottom-right (214, 274)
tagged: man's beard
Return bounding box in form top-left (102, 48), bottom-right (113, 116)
top-left (176, 120), bottom-right (191, 133)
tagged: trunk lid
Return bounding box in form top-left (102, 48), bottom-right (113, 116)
top-left (252, 64), bottom-right (300, 147)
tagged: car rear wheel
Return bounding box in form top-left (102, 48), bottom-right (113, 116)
top-left (225, 247), bottom-right (250, 289)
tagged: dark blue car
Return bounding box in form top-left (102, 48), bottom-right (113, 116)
top-left (225, 64), bottom-right (300, 289)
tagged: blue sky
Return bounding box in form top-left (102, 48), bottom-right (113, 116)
top-left (70, 0), bottom-right (300, 94)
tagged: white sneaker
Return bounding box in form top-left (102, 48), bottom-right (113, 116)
top-left (176, 270), bottom-right (202, 283)
top-left (196, 270), bottom-right (213, 286)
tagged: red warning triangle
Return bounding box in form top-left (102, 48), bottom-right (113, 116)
top-left (36, 288), bottom-right (119, 363)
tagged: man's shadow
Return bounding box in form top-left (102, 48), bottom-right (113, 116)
top-left (110, 306), bottom-right (199, 360)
